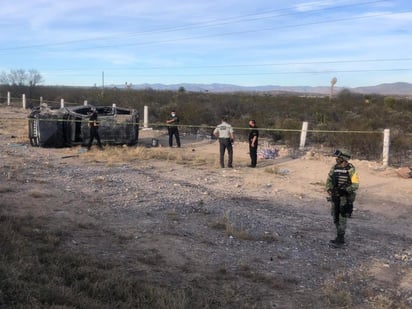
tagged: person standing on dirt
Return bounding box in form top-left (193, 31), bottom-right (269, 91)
top-left (213, 117), bottom-right (235, 168)
top-left (87, 108), bottom-right (103, 150)
top-left (248, 119), bottom-right (259, 168)
top-left (166, 110), bottom-right (181, 148)
top-left (326, 149), bottom-right (359, 247)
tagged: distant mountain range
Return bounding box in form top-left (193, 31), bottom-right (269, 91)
top-left (118, 82), bottom-right (412, 96)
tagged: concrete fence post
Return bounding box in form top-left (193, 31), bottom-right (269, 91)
top-left (22, 94), bottom-right (26, 109)
top-left (299, 121), bottom-right (308, 150)
top-left (7, 92), bottom-right (11, 105)
top-left (84, 100), bottom-right (88, 106)
top-left (144, 105), bottom-right (149, 128)
top-left (382, 128), bottom-right (390, 167)
top-left (60, 98), bottom-right (64, 108)
top-left (40, 96), bottom-right (43, 105)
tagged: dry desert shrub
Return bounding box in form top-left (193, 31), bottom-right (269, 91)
top-left (0, 214), bottom-right (207, 308)
top-left (0, 185), bottom-right (14, 193)
top-left (83, 144), bottom-right (217, 168)
top-left (264, 166), bottom-right (280, 174)
top-left (323, 285), bottom-right (353, 308)
top-left (28, 189), bottom-right (54, 198)
top-left (0, 118), bottom-right (27, 143)
top-left (210, 210), bottom-right (277, 242)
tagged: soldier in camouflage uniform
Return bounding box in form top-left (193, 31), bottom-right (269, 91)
top-left (326, 149), bottom-right (359, 247)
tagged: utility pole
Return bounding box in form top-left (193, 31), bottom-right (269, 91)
top-left (101, 71), bottom-right (105, 97)
top-left (330, 77), bottom-right (337, 102)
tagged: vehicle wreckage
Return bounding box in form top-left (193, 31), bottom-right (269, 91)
top-left (28, 104), bottom-right (139, 147)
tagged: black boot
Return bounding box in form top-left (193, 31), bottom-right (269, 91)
top-left (330, 233), bottom-right (345, 247)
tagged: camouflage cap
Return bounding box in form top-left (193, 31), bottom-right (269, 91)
top-left (333, 149), bottom-right (351, 160)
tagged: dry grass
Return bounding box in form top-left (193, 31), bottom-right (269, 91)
top-left (83, 145), bottom-right (217, 168)
top-left (321, 270), bottom-right (412, 309)
top-left (28, 189), bottom-right (54, 198)
top-left (222, 210), bottom-right (252, 240)
top-left (210, 211), bottom-right (278, 242)
top-left (0, 214), bottom-right (214, 308)
top-left (263, 165), bottom-right (291, 176)
top-left (321, 273), bottom-right (410, 309)
top-left (0, 118), bottom-right (28, 144)
top-left (0, 185), bottom-right (14, 193)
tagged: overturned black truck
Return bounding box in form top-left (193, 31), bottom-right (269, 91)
top-left (28, 104), bottom-right (139, 148)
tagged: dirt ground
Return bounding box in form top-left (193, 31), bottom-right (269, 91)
top-left (1, 105), bottom-right (412, 308)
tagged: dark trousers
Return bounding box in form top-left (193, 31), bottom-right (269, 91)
top-left (168, 127), bottom-right (181, 147)
top-left (249, 144), bottom-right (258, 167)
top-left (219, 138), bottom-right (233, 167)
top-left (88, 127), bottom-right (102, 149)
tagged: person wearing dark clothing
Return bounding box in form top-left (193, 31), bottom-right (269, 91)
top-left (87, 109), bottom-right (103, 150)
top-left (326, 149), bottom-right (359, 247)
top-left (166, 111), bottom-right (181, 147)
top-left (248, 119), bottom-right (259, 167)
top-left (213, 117), bottom-right (235, 168)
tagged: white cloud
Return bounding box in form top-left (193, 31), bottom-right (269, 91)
top-left (294, 0), bottom-right (337, 12)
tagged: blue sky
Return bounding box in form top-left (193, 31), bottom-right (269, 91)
top-left (0, 0), bottom-right (411, 88)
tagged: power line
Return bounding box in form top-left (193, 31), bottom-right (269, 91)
top-left (41, 11), bottom-right (408, 52)
top-left (107, 10), bottom-right (408, 51)
top-left (0, 0), bottom-right (392, 53)
top-left (40, 68), bottom-right (412, 79)
top-left (37, 57), bottom-right (412, 72)
top-left (113, 0), bottom-right (388, 41)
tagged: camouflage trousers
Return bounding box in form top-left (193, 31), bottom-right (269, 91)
top-left (330, 195), bottom-right (350, 235)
